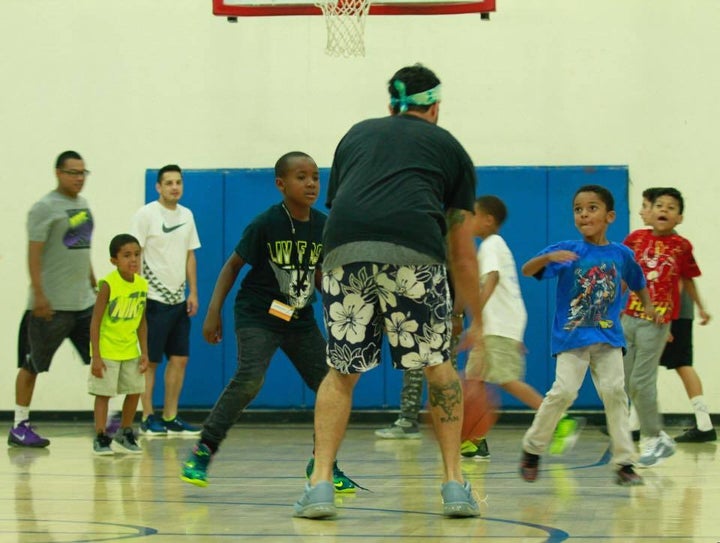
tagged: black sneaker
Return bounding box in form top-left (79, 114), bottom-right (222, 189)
top-left (93, 433), bottom-right (114, 456)
top-left (674, 426), bottom-right (717, 443)
top-left (519, 451), bottom-right (540, 482)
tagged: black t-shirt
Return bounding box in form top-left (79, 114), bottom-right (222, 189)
top-left (324, 114), bottom-right (477, 262)
top-left (234, 203), bottom-right (326, 332)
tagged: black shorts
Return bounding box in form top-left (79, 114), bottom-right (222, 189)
top-left (660, 318), bottom-right (693, 369)
top-left (18, 308), bottom-right (93, 373)
top-left (146, 300), bottom-right (191, 363)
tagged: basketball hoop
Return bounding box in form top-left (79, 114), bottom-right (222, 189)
top-left (213, 0), bottom-right (497, 57)
top-left (315, 0), bottom-right (372, 57)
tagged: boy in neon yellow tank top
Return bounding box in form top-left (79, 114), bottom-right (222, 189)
top-left (89, 234), bottom-right (149, 455)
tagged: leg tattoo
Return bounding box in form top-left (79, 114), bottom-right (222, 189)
top-left (428, 380), bottom-right (462, 423)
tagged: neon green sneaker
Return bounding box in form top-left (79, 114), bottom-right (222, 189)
top-left (181, 443), bottom-right (212, 487)
top-left (549, 416), bottom-right (585, 455)
top-left (460, 440), bottom-right (479, 457)
top-left (461, 438), bottom-right (490, 460)
top-left (305, 458), bottom-right (366, 494)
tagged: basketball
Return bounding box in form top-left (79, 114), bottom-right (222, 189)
top-left (461, 379), bottom-right (498, 442)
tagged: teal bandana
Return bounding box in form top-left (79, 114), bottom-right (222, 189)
top-left (390, 80), bottom-right (442, 113)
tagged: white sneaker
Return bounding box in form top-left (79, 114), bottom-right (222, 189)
top-left (637, 432), bottom-right (675, 468)
top-left (374, 419), bottom-right (421, 439)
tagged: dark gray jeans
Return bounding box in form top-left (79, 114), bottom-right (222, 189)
top-left (201, 325), bottom-right (328, 447)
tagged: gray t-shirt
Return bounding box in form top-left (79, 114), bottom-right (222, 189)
top-left (26, 190), bottom-right (95, 311)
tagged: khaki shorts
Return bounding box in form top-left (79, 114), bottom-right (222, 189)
top-left (88, 358), bottom-right (145, 397)
top-left (466, 335), bottom-right (525, 385)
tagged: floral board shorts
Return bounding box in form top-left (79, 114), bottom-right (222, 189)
top-left (322, 262), bottom-right (452, 374)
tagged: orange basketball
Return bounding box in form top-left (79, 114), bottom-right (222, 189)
top-left (461, 379), bottom-right (498, 442)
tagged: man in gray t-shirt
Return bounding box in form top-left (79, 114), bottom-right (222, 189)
top-left (10, 150), bottom-right (96, 449)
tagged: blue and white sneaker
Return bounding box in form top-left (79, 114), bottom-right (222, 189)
top-left (441, 480), bottom-right (481, 517)
top-left (139, 414), bottom-right (167, 436)
top-left (164, 416), bottom-right (201, 436)
top-left (637, 431), bottom-right (676, 468)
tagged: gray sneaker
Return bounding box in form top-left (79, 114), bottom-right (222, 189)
top-left (294, 481), bottom-right (337, 518)
top-left (374, 418), bottom-right (421, 439)
top-left (93, 433), bottom-right (114, 456)
top-left (441, 480), bottom-right (481, 517)
top-left (112, 428), bottom-right (143, 455)
top-left (637, 431), bottom-right (675, 468)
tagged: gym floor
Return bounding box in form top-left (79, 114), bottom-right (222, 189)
top-left (3, 422), bottom-right (718, 542)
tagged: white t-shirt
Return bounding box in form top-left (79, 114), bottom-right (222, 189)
top-left (130, 201), bottom-right (201, 304)
top-left (478, 234), bottom-right (527, 341)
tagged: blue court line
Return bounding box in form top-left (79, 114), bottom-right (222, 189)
top-left (3, 519), bottom-right (157, 542)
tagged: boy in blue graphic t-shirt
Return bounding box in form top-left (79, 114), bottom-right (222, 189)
top-left (519, 185), bottom-right (661, 487)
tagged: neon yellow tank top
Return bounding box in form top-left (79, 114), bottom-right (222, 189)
top-left (99, 270), bottom-right (148, 360)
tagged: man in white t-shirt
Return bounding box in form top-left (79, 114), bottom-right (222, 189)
top-left (461, 195), bottom-right (544, 460)
top-left (130, 165), bottom-right (201, 435)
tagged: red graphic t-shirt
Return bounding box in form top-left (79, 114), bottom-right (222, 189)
top-left (623, 229), bottom-right (701, 323)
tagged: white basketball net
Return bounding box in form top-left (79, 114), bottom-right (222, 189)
top-left (315, 0), bottom-right (372, 57)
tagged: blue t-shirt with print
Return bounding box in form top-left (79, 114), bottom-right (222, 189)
top-left (532, 240), bottom-right (646, 356)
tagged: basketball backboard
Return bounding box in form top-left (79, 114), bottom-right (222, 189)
top-left (213, 0), bottom-right (495, 17)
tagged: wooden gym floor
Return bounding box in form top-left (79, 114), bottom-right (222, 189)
top-left (2, 422), bottom-right (718, 542)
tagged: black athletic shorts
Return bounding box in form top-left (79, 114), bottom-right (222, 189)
top-left (18, 308), bottom-right (92, 373)
top-left (146, 299), bottom-right (190, 363)
top-left (659, 318), bottom-right (693, 369)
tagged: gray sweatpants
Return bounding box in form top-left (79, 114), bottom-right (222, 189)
top-left (621, 315), bottom-right (671, 438)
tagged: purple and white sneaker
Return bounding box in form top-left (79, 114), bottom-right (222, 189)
top-left (105, 411), bottom-right (122, 437)
top-left (8, 420), bottom-right (50, 448)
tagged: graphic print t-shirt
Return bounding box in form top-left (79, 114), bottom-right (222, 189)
top-left (97, 270), bottom-right (148, 360)
top-left (26, 191), bottom-right (95, 311)
top-left (533, 240), bottom-right (646, 356)
top-left (130, 201), bottom-right (201, 305)
top-left (623, 229), bottom-right (701, 323)
top-left (234, 204), bottom-right (326, 332)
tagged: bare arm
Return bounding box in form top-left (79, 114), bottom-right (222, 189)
top-left (446, 208), bottom-right (483, 348)
top-left (186, 250), bottom-right (199, 317)
top-left (682, 277), bottom-right (710, 325)
top-left (90, 282), bottom-right (110, 378)
top-left (314, 268), bottom-right (323, 290)
top-left (478, 270), bottom-right (499, 312)
top-left (28, 240), bottom-right (53, 318)
top-left (137, 305), bottom-right (149, 373)
top-left (89, 266), bottom-right (97, 291)
top-left (521, 250), bottom-right (578, 277)
top-left (633, 287), bottom-right (663, 324)
top-left (202, 252), bottom-right (246, 344)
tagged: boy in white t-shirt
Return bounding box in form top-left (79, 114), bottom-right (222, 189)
top-left (461, 196), bottom-right (544, 460)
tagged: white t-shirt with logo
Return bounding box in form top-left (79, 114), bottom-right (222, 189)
top-left (478, 234), bottom-right (527, 342)
top-left (130, 201), bottom-right (201, 304)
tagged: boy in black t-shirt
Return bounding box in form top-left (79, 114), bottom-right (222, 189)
top-left (181, 152), bottom-right (356, 491)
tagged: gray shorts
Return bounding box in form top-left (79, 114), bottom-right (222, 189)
top-left (466, 335), bottom-right (525, 385)
top-left (88, 358), bottom-right (145, 397)
top-left (323, 262), bottom-right (452, 374)
top-left (19, 307), bottom-right (93, 373)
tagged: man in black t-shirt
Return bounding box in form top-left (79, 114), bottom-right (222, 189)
top-left (295, 64), bottom-right (485, 519)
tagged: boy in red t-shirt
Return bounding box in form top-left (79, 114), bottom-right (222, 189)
top-left (621, 187), bottom-right (702, 467)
